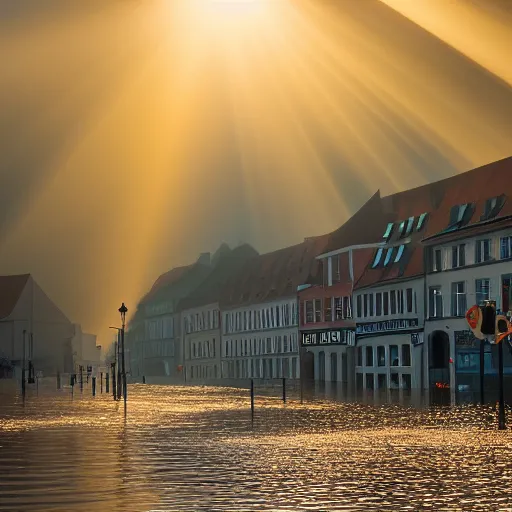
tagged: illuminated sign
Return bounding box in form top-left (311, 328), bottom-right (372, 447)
top-left (356, 318), bottom-right (419, 337)
top-left (302, 329), bottom-right (355, 347)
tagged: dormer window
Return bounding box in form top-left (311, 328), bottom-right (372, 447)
top-left (394, 245), bottom-right (405, 263)
top-left (481, 194), bottom-right (505, 221)
top-left (383, 247), bottom-right (394, 266)
top-left (371, 248), bottom-right (384, 269)
top-left (448, 203), bottom-right (474, 228)
top-left (404, 217), bottom-right (415, 237)
top-left (383, 223), bottom-right (394, 241)
top-left (398, 221), bottom-right (407, 238)
top-left (416, 212), bottom-right (428, 231)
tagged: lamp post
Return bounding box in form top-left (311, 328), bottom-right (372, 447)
top-left (119, 303), bottom-right (128, 405)
top-left (109, 327), bottom-right (122, 400)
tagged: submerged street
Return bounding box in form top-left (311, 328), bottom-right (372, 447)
top-left (1, 382), bottom-right (512, 511)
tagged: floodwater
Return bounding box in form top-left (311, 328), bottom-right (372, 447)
top-left (1, 381), bottom-right (512, 511)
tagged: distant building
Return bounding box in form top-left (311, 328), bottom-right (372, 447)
top-left (178, 245), bottom-right (258, 382)
top-left (0, 274), bottom-right (75, 376)
top-left (221, 237), bottom-right (328, 381)
top-left (71, 324), bottom-right (102, 374)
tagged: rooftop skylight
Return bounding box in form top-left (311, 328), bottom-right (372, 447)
top-left (371, 248), bottom-right (384, 269)
top-left (383, 247), bottom-right (394, 266)
top-left (394, 244), bottom-right (405, 263)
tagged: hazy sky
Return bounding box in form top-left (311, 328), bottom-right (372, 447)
top-left (1, 0), bottom-right (511, 347)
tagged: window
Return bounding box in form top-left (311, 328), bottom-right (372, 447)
top-left (383, 292), bottom-right (389, 315)
top-left (402, 374), bottom-right (411, 390)
top-left (314, 299), bottom-right (322, 322)
top-left (343, 297), bottom-right (352, 319)
top-left (377, 346), bottom-right (386, 367)
top-left (365, 346), bottom-right (373, 367)
top-left (402, 345), bottom-right (411, 366)
top-left (397, 290), bottom-right (404, 314)
top-left (305, 301), bottom-right (314, 323)
top-left (481, 195), bottom-right (505, 221)
top-left (429, 286), bottom-right (443, 318)
top-left (416, 212), bottom-right (428, 231)
top-left (324, 298), bottom-right (332, 322)
top-left (357, 346), bottom-right (363, 366)
top-left (405, 216), bottom-right (415, 237)
top-left (451, 244), bottom-right (466, 268)
top-left (394, 245), bottom-right (405, 263)
top-left (500, 236), bottom-right (512, 260)
top-left (475, 239), bottom-right (492, 263)
top-left (357, 295), bottom-right (362, 318)
top-left (365, 373), bottom-right (374, 390)
top-left (451, 282), bottom-right (467, 317)
top-left (390, 290), bottom-right (397, 315)
top-left (433, 249), bottom-right (442, 272)
top-left (363, 294), bottom-right (368, 317)
top-left (368, 294), bottom-right (374, 317)
top-left (334, 297), bottom-right (343, 320)
top-left (405, 288), bottom-right (413, 313)
top-left (475, 278), bottom-right (491, 305)
top-left (398, 220), bottom-right (407, 238)
top-left (449, 203), bottom-right (473, 227)
top-left (332, 255), bottom-right (341, 283)
top-left (376, 293), bottom-right (382, 316)
top-left (390, 345), bottom-right (399, 367)
top-left (383, 223), bottom-right (394, 240)
top-left (283, 335), bottom-right (289, 352)
top-left (275, 306), bottom-right (280, 327)
top-left (372, 248), bottom-right (384, 269)
top-left (384, 248), bottom-right (394, 266)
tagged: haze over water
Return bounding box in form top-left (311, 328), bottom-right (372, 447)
top-left (1, 382), bottom-right (512, 511)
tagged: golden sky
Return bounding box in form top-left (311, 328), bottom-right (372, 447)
top-left (0, 0), bottom-right (511, 347)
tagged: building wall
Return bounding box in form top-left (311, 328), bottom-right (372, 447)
top-left (181, 303), bottom-right (221, 381)
top-left (353, 278), bottom-right (425, 390)
top-left (221, 297), bottom-right (300, 380)
top-left (425, 226), bottom-right (512, 393)
top-left (1, 277), bottom-right (74, 374)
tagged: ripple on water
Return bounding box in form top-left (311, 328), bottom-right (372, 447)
top-left (0, 382), bottom-right (512, 511)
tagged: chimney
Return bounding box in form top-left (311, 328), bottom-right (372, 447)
top-left (197, 252), bottom-right (211, 266)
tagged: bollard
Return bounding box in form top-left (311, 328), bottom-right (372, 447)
top-left (92, 377), bottom-right (96, 397)
top-left (282, 377), bottom-right (286, 404)
top-left (100, 373), bottom-right (103, 393)
top-left (143, 375), bottom-right (146, 384)
top-left (21, 368), bottom-right (26, 397)
top-left (57, 372), bottom-right (61, 390)
top-left (80, 366), bottom-right (83, 392)
top-left (112, 370), bottom-right (117, 401)
top-left (250, 379), bottom-right (255, 421)
top-left (106, 373), bottom-right (110, 394)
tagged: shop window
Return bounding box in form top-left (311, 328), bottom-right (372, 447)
top-left (378, 374), bottom-right (387, 389)
top-left (365, 373), bottom-right (374, 390)
top-left (402, 344), bottom-right (411, 366)
top-left (402, 374), bottom-right (411, 390)
top-left (390, 345), bottom-right (399, 367)
top-left (365, 346), bottom-right (374, 367)
top-left (377, 346), bottom-right (386, 367)
top-left (390, 373), bottom-right (399, 389)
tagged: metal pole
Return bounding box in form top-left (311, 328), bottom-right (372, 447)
top-left (92, 377), bottom-right (96, 397)
top-left (112, 363), bottom-right (117, 400)
top-left (121, 324), bottom-right (127, 404)
top-left (117, 334), bottom-right (122, 400)
top-left (100, 372), bottom-right (103, 393)
top-left (498, 340), bottom-right (506, 430)
top-left (282, 377), bottom-right (286, 403)
top-left (106, 372), bottom-right (110, 394)
top-left (80, 365), bottom-right (83, 392)
top-left (142, 336), bottom-right (146, 384)
top-left (480, 340), bottom-right (485, 405)
top-left (250, 378), bottom-right (255, 421)
top-left (22, 330), bottom-right (26, 397)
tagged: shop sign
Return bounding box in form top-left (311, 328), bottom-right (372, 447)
top-left (411, 332), bottom-right (424, 346)
top-left (302, 329), bottom-right (356, 347)
top-left (356, 318), bottom-right (419, 336)
top-left (454, 330), bottom-right (479, 348)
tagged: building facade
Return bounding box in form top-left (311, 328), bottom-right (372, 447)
top-left (182, 303), bottom-right (221, 381)
top-left (221, 297), bottom-right (300, 380)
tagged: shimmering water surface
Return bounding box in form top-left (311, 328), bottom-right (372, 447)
top-left (1, 381), bottom-right (512, 511)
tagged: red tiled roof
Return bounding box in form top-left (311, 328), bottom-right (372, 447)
top-left (0, 274), bottom-right (30, 320)
top-left (354, 156), bottom-right (512, 289)
top-left (221, 235), bottom-right (330, 308)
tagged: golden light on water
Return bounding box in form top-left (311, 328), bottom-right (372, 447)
top-left (0, 0), bottom-right (511, 343)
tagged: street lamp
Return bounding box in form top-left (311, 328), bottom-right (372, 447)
top-left (119, 302), bottom-right (128, 404)
top-left (109, 327), bottom-right (122, 400)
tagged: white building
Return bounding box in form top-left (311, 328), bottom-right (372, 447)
top-left (424, 218), bottom-right (512, 396)
top-left (353, 277), bottom-right (424, 393)
top-left (182, 303), bottom-right (221, 381)
top-left (221, 298), bottom-right (300, 380)
top-left (71, 324), bottom-right (102, 373)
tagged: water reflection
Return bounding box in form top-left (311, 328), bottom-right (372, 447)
top-left (1, 380), bottom-right (512, 511)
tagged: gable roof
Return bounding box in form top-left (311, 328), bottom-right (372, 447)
top-left (177, 244), bottom-right (259, 311)
top-left (139, 265), bottom-right (193, 305)
top-left (0, 274), bottom-right (30, 320)
top-left (220, 235), bottom-right (330, 308)
top-left (354, 156), bottom-right (512, 289)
